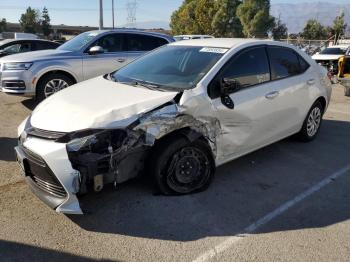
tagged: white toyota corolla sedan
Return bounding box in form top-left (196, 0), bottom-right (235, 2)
top-left (16, 39), bottom-right (332, 214)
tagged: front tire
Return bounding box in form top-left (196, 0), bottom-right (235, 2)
top-left (297, 101), bottom-right (324, 142)
top-left (151, 136), bottom-right (215, 195)
top-left (36, 73), bottom-right (74, 102)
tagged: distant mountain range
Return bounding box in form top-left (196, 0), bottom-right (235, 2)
top-left (271, 2), bottom-right (350, 33)
top-left (124, 2), bottom-right (350, 34)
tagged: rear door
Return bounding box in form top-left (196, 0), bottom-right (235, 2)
top-left (124, 33), bottom-right (170, 63)
top-left (266, 46), bottom-right (313, 131)
top-left (82, 33), bottom-right (127, 80)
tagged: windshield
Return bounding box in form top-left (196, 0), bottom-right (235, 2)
top-left (112, 45), bottom-right (226, 91)
top-left (320, 47), bottom-right (347, 55)
top-left (58, 31), bottom-right (99, 51)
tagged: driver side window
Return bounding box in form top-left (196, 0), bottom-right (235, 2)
top-left (222, 47), bottom-right (270, 88)
top-left (92, 33), bottom-right (124, 53)
top-left (209, 46), bottom-right (270, 98)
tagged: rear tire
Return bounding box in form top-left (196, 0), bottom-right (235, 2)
top-left (36, 73), bottom-right (74, 102)
top-left (297, 101), bottom-right (324, 142)
top-left (150, 136), bottom-right (215, 195)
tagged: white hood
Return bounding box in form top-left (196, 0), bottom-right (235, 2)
top-left (31, 76), bottom-right (178, 132)
top-left (312, 53), bottom-right (344, 61)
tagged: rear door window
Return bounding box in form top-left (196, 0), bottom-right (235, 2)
top-left (125, 34), bottom-right (169, 51)
top-left (34, 41), bottom-right (59, 50)
top-left (267, 46), bottom-right (302, 80)
top-left (3, 42), bottom-right (32, 54)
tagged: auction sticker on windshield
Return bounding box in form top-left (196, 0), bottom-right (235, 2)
top-left (200, 47), bottom-right (228, 54)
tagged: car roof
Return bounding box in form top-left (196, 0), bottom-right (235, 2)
top-left (0, 39), bottom-right (57, 45)
top-left (86, 29), bottom-right (174, 40)
top-left (175, 35), bottom-right (213, 37)
top-left (169, 38), bottom-right (272, 49)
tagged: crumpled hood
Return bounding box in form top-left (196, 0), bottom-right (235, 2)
top-left (312, 54), bottom-right (344, 61)
top-left (31, 76), bottom-right (178, 132)
top-left (0, 49), bottom-right (75, 63)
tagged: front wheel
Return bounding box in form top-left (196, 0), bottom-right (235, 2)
top-left (36, 73), bottom-right (74, 102)
top-left (151, 136), bottom-right (215, 195)
top-left (297, 101), bottom-right (324, 142)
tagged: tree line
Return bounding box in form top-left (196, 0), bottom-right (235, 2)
top-left (0, 2), bottom-right (348, 41)
top-left (0, 7), bottom-right (52, 37)
top-left (170, 0), bottom-right (348, 41)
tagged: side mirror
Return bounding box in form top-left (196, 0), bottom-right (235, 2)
top-left (88, 46), bottom-right (104, 55)
top-left (219, 78), bottom-right (238, 109)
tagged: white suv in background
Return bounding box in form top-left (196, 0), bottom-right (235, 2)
top-left (0, 29), bottom-right (174, 101)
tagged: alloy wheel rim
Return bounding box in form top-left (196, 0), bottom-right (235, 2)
top-left (44, 79), bottom-right (69, 97)
top-left (307, 107), bottom-right (321, 137)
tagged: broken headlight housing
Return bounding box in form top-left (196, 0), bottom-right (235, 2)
top-left (65, 129), bottom-right (128, 153)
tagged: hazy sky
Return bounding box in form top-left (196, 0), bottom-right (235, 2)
top-left (0, 0), bottom-right (349, 27)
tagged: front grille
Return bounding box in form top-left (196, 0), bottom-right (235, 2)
top-left (27, 127), bottom-right (67, 141)
top-left (21, 146), bottom-right (67, 198)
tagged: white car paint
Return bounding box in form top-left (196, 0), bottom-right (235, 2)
top-left (16, 38), bottom-right (332, 214)
top-left (31, 76), bottom-right (178, 132)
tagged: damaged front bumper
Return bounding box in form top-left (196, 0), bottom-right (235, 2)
top-left (16, 99), bottom-right (221, 214)
top-left (15, 136), bottom-right (83, 214)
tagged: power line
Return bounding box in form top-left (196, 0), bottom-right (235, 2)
top-left (0, 5), bottom-right (126, 12)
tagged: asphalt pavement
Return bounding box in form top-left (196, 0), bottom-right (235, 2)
top-left (0, 85), bottom-right (349, 262)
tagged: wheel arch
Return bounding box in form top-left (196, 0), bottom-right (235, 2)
top-left (35, 69), bottom-right (78, 95)
top-left (151, 127), bottom-right (215, 160)
top-left (315, 96), bottom-right (327, 113)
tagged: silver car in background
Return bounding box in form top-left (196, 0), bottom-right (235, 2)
top-left (0, 30), bottom-right (174, 101)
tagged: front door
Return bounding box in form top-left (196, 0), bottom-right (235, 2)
top-left (82, 33), bottom-right (128, 80)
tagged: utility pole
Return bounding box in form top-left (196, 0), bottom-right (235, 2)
top-left (99, 0), bottom-right (104, 30)
top-left (112, 0), bottom-right (115, 29)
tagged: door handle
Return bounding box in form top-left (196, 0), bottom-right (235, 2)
top-left (117, 58), bottom-right (126, 63)
top-left (265, 91), bottom-right (279, 99)
top-left (307, 79), bottom-right (315, 85)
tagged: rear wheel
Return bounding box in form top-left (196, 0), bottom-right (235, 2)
top-left (297, 101), bottom-right (323, 142)
top-left (36, 73), bottom-right (74, 102)
top-left (151, 136), bottom-right (215, 195)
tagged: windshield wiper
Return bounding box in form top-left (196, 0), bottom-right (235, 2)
top-left (132, 81), bottom-right (160, 90)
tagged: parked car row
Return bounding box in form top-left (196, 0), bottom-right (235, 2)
top-left (12, 35), bottom-right (332, 214)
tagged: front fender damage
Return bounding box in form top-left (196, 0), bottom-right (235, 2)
top-left (68, 96), bottom-right (221, 199)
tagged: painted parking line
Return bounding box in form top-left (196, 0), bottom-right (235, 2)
top-left (192, 164), bottom-right (350, 262)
